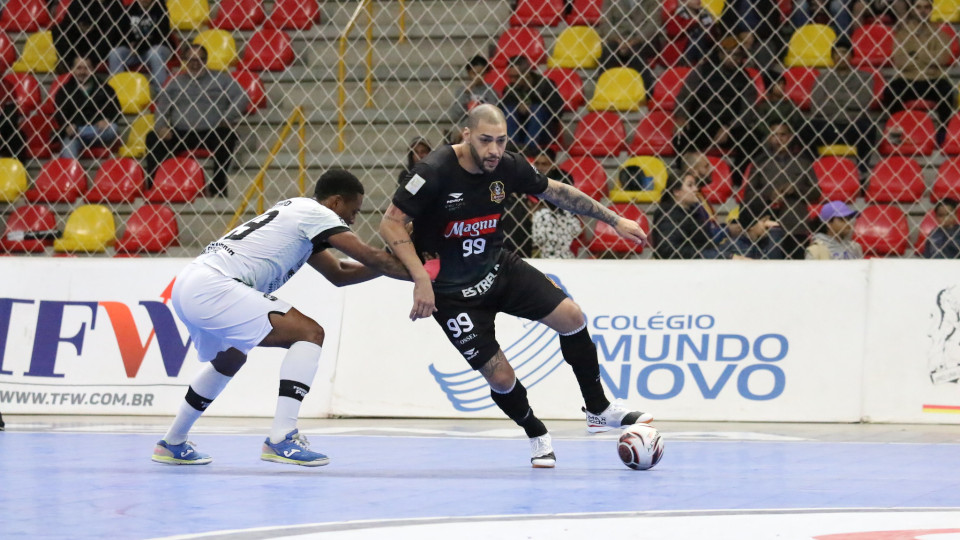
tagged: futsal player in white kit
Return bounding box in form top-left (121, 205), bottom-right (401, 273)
top-left (152, 169), bottom-right (411, 466)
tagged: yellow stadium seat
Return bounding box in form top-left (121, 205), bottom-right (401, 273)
top-left (818, 144), bottom-right (857, 157)
top-left (193, 29), bottom-right (238, 71)
top-left (702, 0), bottom-right (724, 18)
top-left (0, 158), bottom-right (27, 203)
top-left (53, 204), bottom-right (117, 253)
top-left (588, 67), bottom-right (646, 111)
top-left (784, 24), bottom-right (836, 67)
top-left (118, 114), bottom-right (155, 158)
top-left (108, 73), bottom-right (152, 114)
top-left (168, 0), bottom-right (210, 30)
top-left (547, 26), bottom-right (602, 69)
top-left (609, 156), bottom-right (668, 203)
top-left (933, 0), bottom-right (960, 22)
top-left (12, 31), bottom-right (56, 73)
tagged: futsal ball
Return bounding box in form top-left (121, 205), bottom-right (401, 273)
top-left (617, 424), bottom-right (664, 470)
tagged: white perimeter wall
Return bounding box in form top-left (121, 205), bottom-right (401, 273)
top-left (0, 258), bottom-right (958, 424)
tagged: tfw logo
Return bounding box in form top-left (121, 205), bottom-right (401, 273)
top-left (443, 214), bottom-right (500, 238)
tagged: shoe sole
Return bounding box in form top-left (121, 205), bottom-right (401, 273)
top-left (260, 453), bottom-right (330, 467)
top-left (151, 455), bottom-right (213, 465)
top-left (531, 460), bottom-right (556, 468)
top-left (586, 412), bottom-right (654, 434)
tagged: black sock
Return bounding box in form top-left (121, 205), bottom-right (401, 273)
top-left (490, 380), bottom-right (548, 438)
top-left (560, 326), bottom-right (610, 415)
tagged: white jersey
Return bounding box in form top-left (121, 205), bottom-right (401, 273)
top-left (195, 197), bottom-right (349, 293)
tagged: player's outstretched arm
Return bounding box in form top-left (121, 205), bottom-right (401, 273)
top-left (307, 249), bottom-right (384, 286)
top-left (379, 204), bottom-right (437, 321)
top-left (538, 179), bottom-right (647, 245)
top-left (325, 230), bottom-right (412, 281)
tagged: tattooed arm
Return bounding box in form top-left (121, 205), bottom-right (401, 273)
top-left (379, 203), bottom-right (437, 321)
top-left (538, 179), bottom-right (647, 244)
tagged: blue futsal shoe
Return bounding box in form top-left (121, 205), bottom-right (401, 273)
top-left (152, 440), bottom-right (212, 465)
top-left (261, 429), bottom-right (330, 467)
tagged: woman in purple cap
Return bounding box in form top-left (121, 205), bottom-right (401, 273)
top-left (805, 201), bottom-right (863, 259)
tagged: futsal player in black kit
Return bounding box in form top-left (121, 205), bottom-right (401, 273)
top-left (380, 104), bottom-right (653, 468)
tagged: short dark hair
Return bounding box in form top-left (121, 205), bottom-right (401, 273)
top-left (314, 169), bottom-right (365, 200)
top-left (467, 54), bottom-right (488, 71)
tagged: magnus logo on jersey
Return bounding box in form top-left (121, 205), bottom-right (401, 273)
top-left (443, 214), bottom-right (499, 238)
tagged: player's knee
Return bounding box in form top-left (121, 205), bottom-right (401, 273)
top-left (301, 323), bottom-right (325, 347)
top-left (554, 300), bottom-right (587, 333)
top-left (211, 349), bottom-right (247, 377)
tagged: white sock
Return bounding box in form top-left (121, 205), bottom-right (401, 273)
top-left (163, 363), bottom-right (232, 445)
top-left (270, 341), bottom-right (322, 443)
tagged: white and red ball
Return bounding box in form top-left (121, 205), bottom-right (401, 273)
top-left (617, 424), bottom-right (664, 470)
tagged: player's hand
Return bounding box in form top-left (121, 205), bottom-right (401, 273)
top-left (614, 217), bottom-right (647, 246)
top-left (410, 278), bottom-right (437, 321)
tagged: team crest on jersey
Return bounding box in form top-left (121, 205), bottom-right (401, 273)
top-left (489, 181), bottom-right (505, 203)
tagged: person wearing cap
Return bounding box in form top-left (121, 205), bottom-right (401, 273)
top-left (923, 198), bottom-right (960, 259)
top-left (718, 199), bottom-right (787, 259)
top-left (805, 200), bottom-right (863, 260)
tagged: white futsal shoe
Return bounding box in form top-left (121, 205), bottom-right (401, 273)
top-left (584, 400), bottom-right (653, 433)
top-left (529, 433), bottom-right (556, 468)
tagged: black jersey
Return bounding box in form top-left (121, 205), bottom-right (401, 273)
top-left (392, 145), bottom-right (549, 294)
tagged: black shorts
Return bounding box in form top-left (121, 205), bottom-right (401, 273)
top-left (432, 250), bottom-right (569, 370)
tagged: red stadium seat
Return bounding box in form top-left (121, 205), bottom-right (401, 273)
top-left (510, 0), bottom-right (564, 26)
top-left (565, 0), bottom-right (603, 25)
top-left (878, 110), bottom-right (936, 156)
top-left (568, 111), bottom-right (626, 157)
top-left (0, 203), bottom-right (56, 253)
top-left (238, 29), bottom-right (294, 72)
top-left (941, 23), bottom-right (960, 63)
top-left (231, 70), bottom-right (266, 113)
top-left (559, 156), bottom-right (608, 200)
top-left (268, 0), bottom-right (320, 30)
top-left (115, 204), bottom-right (179, 254)
top-left (483, 66), bottom-right (509, 97)
top-left (648, 66), bottom-right (690, 112)
top-left (21, 112), bottom-right (59, 159)
top-left (0, 0), bottom-right (51, 32)
top-left (543, 68), bottom-right (585, 112)
top-left (865, 156), bottom-right (925, 203)
top-left (782, 66), bottom-right (819, 110)
top-left (587, 203), bottom-right (648, 256)
top-left (813, 156), bottom-right (860, 202)
top-left (942, 112), bottom-right (960, 155)
top-left (933, 157), bottom-right (960, 202)
top-left (700, 156), bottom-right (733, 204)
top-left (40, 73), bottom-right (71, 116)
top-left (86, 158), bottom-right (144, 203)
top-left (3, 72), bottom-right (41, 116)
top-left (210, 0), bottom-right (265, 30)
top-left (745, 67), bottom-right (767, 103)
top-left (24, 157), bottom-right (87, 203)
top-left (143, 157), bottom-right (204, 203)
top-left (853, 204), bottom-right (909, 257)
top-left (628, 111), bottom-right (676, 156)
top-left (915, 209), bottom-right (938, 253)
top-left (492, 28), bottom-right (547, 68)
top-left (850, 23), bottom-right (894, 67)
top-left (0, 34), bottom-right (15, 73)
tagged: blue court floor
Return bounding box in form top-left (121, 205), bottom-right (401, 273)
top-left (1, 417), bottom-right (959, 539)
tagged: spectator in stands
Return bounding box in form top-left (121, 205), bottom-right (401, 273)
top-left (924, 198), bottom-right (960, 258)
top-left (53, 0), bottom-right (125, 71)
top-left (755, 73), bottom-right (805, 148)
top-left (530, 148), bottom-right (583, 258)
top-left (802, 44), bottom-right (877, 174)
top-left (652, 170), bottom-right (719, 259)
top-left (883, 0), bottom-right (956, 128)
top-left (673, 35), bottom-right (760, 180)
top-left (145, 45), bottom-right (247, 197)
top-left (709, 206), bottom-right (745, 257)
top-left (721, 0), bottom-right (788, 84)
top-left (790, 0), bottom-right (855, 43)
top-left (746, 120), bottom-right (821, 259)
top-left (446, 55), bottom-right (498, 127)
top-left (664, 0), bottom-right (719, 65)
top-left (107, 0), bottom-right (175, 94)
top-left (717, 198), bottom-right (787, 259)
top-left (598, 0), bottom-right (661, 85)
top-left (397, 136), bottom-right (432, 185)
top-left (55, 56), bottom-right (122, 159)
top-left (499, 56), bottom-right (564, 152)
top-left (0, 77), bottom-right (25, 160)
top-left (805, 200), bottom-right (863, 259)
top-left (853, 0), bottom-right (907, 25)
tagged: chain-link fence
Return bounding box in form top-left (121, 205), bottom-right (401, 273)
top-left (1, 0), bottom-right (959, 259)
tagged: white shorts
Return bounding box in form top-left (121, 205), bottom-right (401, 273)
top-left (171, 262), bottom-right (293, 362)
